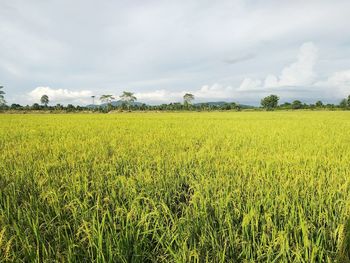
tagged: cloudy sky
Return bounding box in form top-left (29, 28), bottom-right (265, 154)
top-left (1, 0), bottom-right (350, 105)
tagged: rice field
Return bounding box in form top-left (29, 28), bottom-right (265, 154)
top-left (1, 112), bottom-right (350, 262)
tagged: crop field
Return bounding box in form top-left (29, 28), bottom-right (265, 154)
top-left (1, 112), bottom-right (350, 262)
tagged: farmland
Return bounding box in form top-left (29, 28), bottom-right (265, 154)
top-left (0, 112), bottom-right (350, 262)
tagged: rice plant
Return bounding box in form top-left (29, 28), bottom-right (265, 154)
top-left (0, 112), bottom-right (350, 262)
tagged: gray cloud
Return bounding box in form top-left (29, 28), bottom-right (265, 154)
top-left (1, 0), bottom-right (350, 105)
top-left (223, 54), bottom-right (256, 65)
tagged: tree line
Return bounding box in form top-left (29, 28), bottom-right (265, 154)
top-left (260, 94), bottom-right (350, 110)
top-left (1, 86), bottom-right (350, 112)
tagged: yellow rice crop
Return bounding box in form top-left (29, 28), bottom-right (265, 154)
top-left (0, 112), bottom-right (350, 262)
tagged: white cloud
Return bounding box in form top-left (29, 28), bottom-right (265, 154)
top-left (134, 83), bottom-right (235, 103)
top-left (272, 42), bottom-right (318, 87)
top-left (24, 40), bottom-right (350, 106)
top-left (2, 1), bottom-right (350, 104)
top-left (28, 87), bottom-right (93, 105)
top-left (315, 70), bottom-right (350, 96)
top-left (195, 84), bottom-right (234, 99)
top-left (135, 90), bottom-right (176, 103)
top-left (238, 42), bottom-right (319, 91)
top-left (26, 85), bottom-right (235, 105)
top-left (235, 41), bottom-right (350, 102)
top-left (323, 70), bottom-right (350, 87)
top-left (238, 78), bottom-right (262, 91)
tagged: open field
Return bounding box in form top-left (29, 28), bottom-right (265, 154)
top-left (1, 112), bottom-right (350, 262)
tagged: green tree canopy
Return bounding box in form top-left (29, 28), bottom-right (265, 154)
top-left (315, 100), bottom-right (323, 107)
top-left (339, 98), bottom-right (347, 109)
top-left (183, 93), bottom-right (195, 106)
top-left (120, 91), bottom-right (137, 110)
top-left (0, 86), bottom-right (5, 98)
top-left (120, 91), bottom-right (136, 103)
top-left (291, 100), bottom-right (303, 109)
top-left (100, 95), bottom-right (115, 104)
top-left (261, 94), bottom-right (279, 110)
top-left (0, 86), bottom-right (6, 106)
top-left (40, 95), bottom-right (49, 106)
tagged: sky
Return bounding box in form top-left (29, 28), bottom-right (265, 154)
top-left (1, 0), bottom-right (350, 106)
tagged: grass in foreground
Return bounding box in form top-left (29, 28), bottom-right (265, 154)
top-left (1, 112), bottom-right (350, 262)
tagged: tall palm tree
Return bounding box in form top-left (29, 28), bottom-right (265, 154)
top-left (0, 86), bottom-right (5, 105)
top-left (120, 91), bottom-right (137, 110)
top-left (91, 95), bottom-right (96, 105)
top-left (0, 86), bottom-right (4, 98)
top-left (100, 95), bottom-right (115, 111)
top-left (40, 94), bottom-right (49, 107)
top-left (100, 95), bottom-right (115, 104)
top-left (183, 93), bottom-right (194, 107)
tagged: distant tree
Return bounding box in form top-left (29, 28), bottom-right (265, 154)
top-left (261, 94), bottom-right (279, 110)
top-left (234, 103), bottom-right (241, 111)
top-left (347, 95), bottom-right (350, 108)
top-left (199, 103), bottom-right (209, 111)
top-left (32, 103), bottom-right (40, 110)
top-left (340, 98), bottom-right (347, 109)
top-left (67, 104), bottom-right (75, 112)
top-left (40, 95), bottom-right (49, 107)
top-left (291, 100), bottom-right (303, 109)
top-left (10, 103), bottom-right (22, 110)
top-left (169, 102), bottom-right (182, 111)
top-left (220, 103), bottom-right (231, 110)
top-left (55, 104), bottom-right (63, 110)
top-left (280, 102), bottom-right (291, 109)
top-left (100, 95), bottom-right (115, 111)
top-left (76, 106), bottom-right (83, 111)
top-left (183, 93), bottom-right (195, 107)
top-left (326, 103), bottom-right (335, 110)
top-left (100, 94), bottom-right (114, 104)
top-left (140, 103), bottom-right (147, 111)
top-left (0, 86), bottom-right (6, 106)
top-left (229, 102), bottom-right (239, 111)
top-left (315, 100), bottom-right (323, 107)
top-left (91, 95), bottom-right (96, 105)
top-left (120, 91), bottom-right (137, 110)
